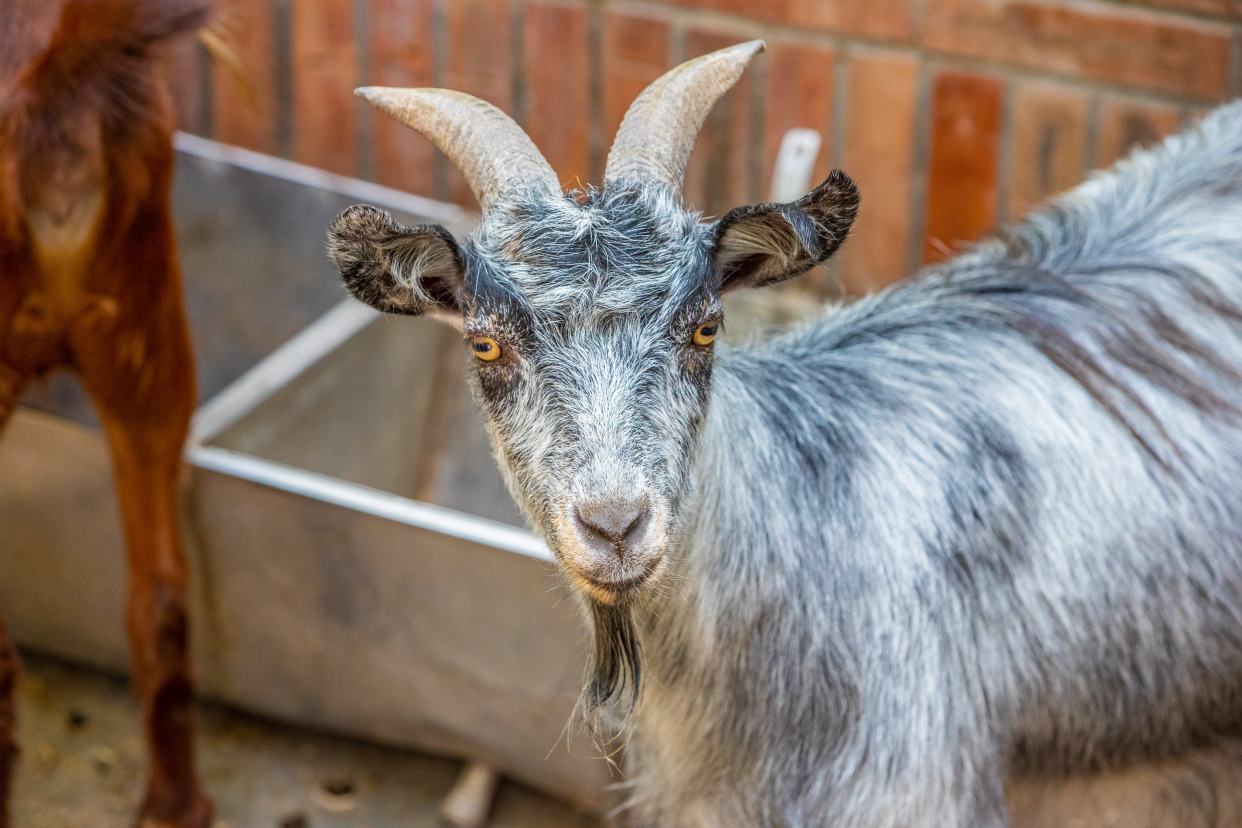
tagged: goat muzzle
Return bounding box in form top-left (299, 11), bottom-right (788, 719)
top-left (557, 493), bottom-right (669, 605)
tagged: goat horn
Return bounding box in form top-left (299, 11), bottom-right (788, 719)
top-left (356, 87), bottom-right (559, 211)
top-left (604, 40), bottom-right (765, 194)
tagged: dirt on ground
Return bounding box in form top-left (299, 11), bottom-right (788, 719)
top-left (10, 652), bottom-right (602, 828)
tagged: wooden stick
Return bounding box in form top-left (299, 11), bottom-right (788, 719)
top-left (439, 762), bottom-right (500, 828)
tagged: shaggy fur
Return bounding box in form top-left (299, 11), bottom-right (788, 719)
top-left (1, 2), bottom-right (213, 825)
top-left (333, 99), bottom-right (1242, 826)
top-left (1, 0), bottom-right (208, 242)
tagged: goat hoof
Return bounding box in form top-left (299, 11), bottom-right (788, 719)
top-left (136, 793), bottom-right (213, 828)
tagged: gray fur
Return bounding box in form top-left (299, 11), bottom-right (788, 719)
top-left (330, 102), bottom-right (1242, 826)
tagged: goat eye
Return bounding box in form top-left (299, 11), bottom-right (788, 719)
top-left (471, 336), bottom-right (502, 361)
top-left (692, 323), bottom-right (719, 346)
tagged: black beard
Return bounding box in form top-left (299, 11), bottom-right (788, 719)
top-left (582, 599), bottom-right (643, 733)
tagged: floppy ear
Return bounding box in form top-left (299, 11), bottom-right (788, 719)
top-left (711, 170), bottom-right (860, 292)
top-left (328, 204), bottom-right (465, 317)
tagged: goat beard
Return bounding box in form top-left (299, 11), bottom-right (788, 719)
top-left (581, 599), bottom-right (643, 744)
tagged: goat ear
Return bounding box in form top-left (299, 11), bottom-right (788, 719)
top-left (711, 170), bottom-right (860, 292)
top-left (328, 204), bottom-right (465, 317)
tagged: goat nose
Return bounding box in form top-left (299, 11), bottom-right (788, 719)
top-left (575, 497), bottom-right (651, 549)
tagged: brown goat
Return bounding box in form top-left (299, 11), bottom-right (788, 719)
top-left (0, 1), bottom-right (211, 825)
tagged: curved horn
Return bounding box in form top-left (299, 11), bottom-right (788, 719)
top-left (604, 40), bottom-right (765, 193)
top-left (356, 87), bottom-right (559, 211)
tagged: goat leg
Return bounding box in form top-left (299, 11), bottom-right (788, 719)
top-left (70, 298), bottom-right (211, 828)
top-left (0, 360), bottom-right (22, 429)
top-left (0, 615), bottom-right (17, 828)
top-left (0, 358), bottom-right (27, 828)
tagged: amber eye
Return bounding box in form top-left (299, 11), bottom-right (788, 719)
top-left (692, 322), bottom-right (719, 346)
top-left (471, 336), bottom-right (502, 361)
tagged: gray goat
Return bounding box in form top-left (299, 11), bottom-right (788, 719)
top-left (329, 40), bottom-right (1242, 827)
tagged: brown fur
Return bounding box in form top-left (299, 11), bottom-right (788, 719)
top-left (0, 615), bottom-right (16, 828)
top-left (0, 2), bottom-right (211, 825)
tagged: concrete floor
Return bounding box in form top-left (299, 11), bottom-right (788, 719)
top-left (11, 652), bottom-right (602, 828)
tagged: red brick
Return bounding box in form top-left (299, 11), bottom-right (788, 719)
top-left (1005, 80), bottom-right (1088, 220)
top-left (923, 72), bottom-right (1004, 265)
top-left (212, 0), bottom-right (280, 155)
top-left (1185, 105), bottom-right (1215, 126)
top-left (924, 0), bottom-right (1231, 100)
top-left (837, 52), bottom-right (919, 295)
top-left (683, 29), bottom-right (757, 216)
top-left (291, 0), bottom-right (358, 175)
top-left (1095, 96), bottom-right (1181, 169)
top-left (524, 3), bottom-right (590, 190)
top-left (761, 41), bottom-right (834, 200)
top-left (168, 35), bottom-right (203, 135)
top-left (645, 0), bottom-right (912, 43)
top-left (369, 0), bottom-right (436, 196)
top-left (445, 0), bottom-right (512, 207)
top-left (601, 11), bottom-right (669, 153)
top-left (1132, 0), bottom-right (1242, 18)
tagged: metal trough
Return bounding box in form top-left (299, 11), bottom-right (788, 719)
top-left (186, 303), bottom-right (607, 806)
top-left (0, 136), bottom-right (610, 807)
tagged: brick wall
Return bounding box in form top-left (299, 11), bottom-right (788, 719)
top-left (180, 0), bottom-right (1242, 295)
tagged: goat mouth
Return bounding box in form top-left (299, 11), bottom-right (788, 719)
top-left (571, 568), bottom-right (657, 605)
